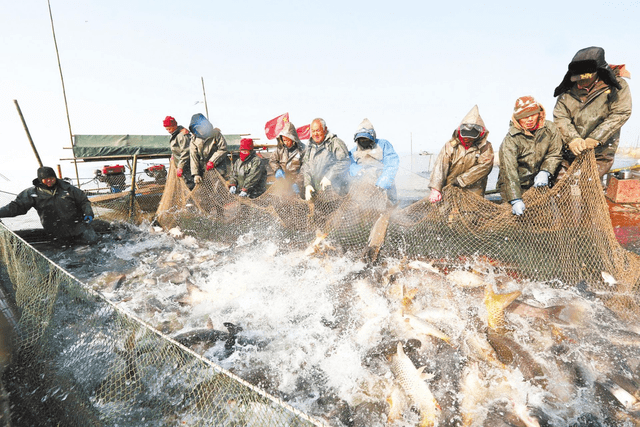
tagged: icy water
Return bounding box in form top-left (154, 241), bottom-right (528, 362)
top-left (25, 220), bottom-right (640, 427)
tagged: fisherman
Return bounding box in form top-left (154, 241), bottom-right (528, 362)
top-left (349, 118), bottom-right (400, 203)
top-left (269, 121), bottom-right (306, 196)
top-left (301, 118), bottom-right (350, 200)
top-left (163, 115), bottom-right (195, 190)
top-left (189, 113), bottom-right (231, 185)
top-left (497, 96), bottom-right (563, 216)
top-left (428, 105), bottom-right (494, 203)
top-left (553, 46), bottom-right (632, 180)
top-left (228, 138), bottom-right (267, 198)
top-left (0, 166), bottom-right (98, 244)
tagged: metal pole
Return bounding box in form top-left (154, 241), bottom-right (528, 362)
top-left (48, 0), bottom-right (79, 187)
top-left (13, 100), bottom-right (43, 168)
top-left (201, 77), bottom-right (209, 119)
top-left (129, 155), bottom-right (138, 222)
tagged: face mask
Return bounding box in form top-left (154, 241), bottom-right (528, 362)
top-left (239, 151), bottom-right (251, 162)
top-left (357, 138), bottom-right (373, 149)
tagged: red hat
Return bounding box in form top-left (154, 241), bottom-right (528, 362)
top-left (240, 138), bottom-right (254, 150)
top-left (513, 96), bottom-right (542, 120)
top-left (163, 116), bottom-right (177, 127)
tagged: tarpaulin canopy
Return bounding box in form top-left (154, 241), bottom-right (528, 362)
top-left (72, 134), bottom-right (248, 160)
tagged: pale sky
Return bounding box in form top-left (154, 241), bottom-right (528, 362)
top-left (2, 0), bottom-right (638, 188)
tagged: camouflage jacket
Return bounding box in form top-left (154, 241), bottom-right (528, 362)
top-left (229, 154), bottom-right (267, 198)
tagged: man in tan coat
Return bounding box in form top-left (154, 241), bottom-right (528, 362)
top-left (428, 105), bottom-right (494, 203)
top-left (553, 46), bottom-right (632, 180)
top-left (269, 121), bottom-right (306, 196)
top-left (188, 113), bottom-right (231, 185)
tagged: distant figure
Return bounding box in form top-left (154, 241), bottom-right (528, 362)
top-left (163, 115), bottom-right (194, 190)
top-left (553, 46), bottom-right (632, 180)
top-left (188, 113), bottom-right (231, 185)
top-left (228, 138), bottom-right (267, 198)
top-left (497, 96), bottom-right (563, 216)
top-left (0, 167), bottom-right (98, 244)
top-left (301, 118), bottom-right (350, 200)
top-left (429, 105), bottom-right (494, 203)
top-left (349, 118), bottom-right (400, 203)
top-left (269, 121), bottom-right (306, 197)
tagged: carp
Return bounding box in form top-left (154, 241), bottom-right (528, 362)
top-left (483, 283), bottom-right (521, 331)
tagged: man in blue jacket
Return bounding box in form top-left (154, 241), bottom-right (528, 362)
top-left (349, 118), bottom-right (400, 203)
top-left (0, 167), bottom-right (98, 244)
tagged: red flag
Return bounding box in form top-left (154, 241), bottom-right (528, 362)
top-left (296, 124), bottom-right (310, 140)
top-left (264, 113), bottom-right (289, 140)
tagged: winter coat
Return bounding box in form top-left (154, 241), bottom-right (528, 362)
top-left (0, 179), bottom-right (94, 239)
top-left (190, 128), bottom-right (231, 179)
top-left (269, 122), bottom-right (306, 185)
top-left (349, 139), bottom-right (399, 194)
top-left (429, 107), bottom-right (494, 197)
top-left (553, 76), bottom-right (631, 167)
top-left (229, 154), bottom-right (267, 198)
top-left (497, 112), bottom-right (563, 202)
top-left (301, 133), bottom-right (350, 194)
top-left (170, 126), bottom-right (192, 171)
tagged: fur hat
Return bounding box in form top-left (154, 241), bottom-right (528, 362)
top-left (554, 46), bottom-right (621, 97)
top-left (37, 166), bottom-right (57, 180)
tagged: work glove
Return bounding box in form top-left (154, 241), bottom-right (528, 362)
top-left (176, 168), bottom-right (183, 178)
top-left (229, 186), bottom-right (237, 195)
top-left (376, 175), bottom-right (392, 190)
top-left (349, 163), bottom-right (363, 177)
top-left (239, 190), bottom-right (248, 197)
top-left (510, 199), bottom-right (525, 216)
top-left (568, 138), bottom-right (586, 156)
top-left (305, 185), bottom-right (315, 201)
top-left (428, 188), bottom-right (442, 203)
top-left (83, 215), bottom-right (94, 224)
top-left (194, 175), bottom-right (202, 185)
top-left (275, 169), bottom-right (285, 179)
top-left (206, 161), bottom-right (215, 171)
top-left (533, 170), bottom-right (550, 187)
top-left (292, 183), bottom-right (300, 194)
top-left (320, 176), bottom-right (332, 191)
top-left (584, 137), bottom-right (600, 149)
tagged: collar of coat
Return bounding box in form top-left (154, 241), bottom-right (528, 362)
top-left (449, 134), bottom-right (489, 150)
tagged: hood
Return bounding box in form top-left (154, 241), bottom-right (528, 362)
top-left (554, 46), bottom-right (621, 97)
top-left (511, 105), bottom-right (546, 135)
top-left (276, 122), bottom-right (302, 147)
top-left (451, 105), bottom-right (488, 143)
top-left (353, 118), bottom-right (376, 142)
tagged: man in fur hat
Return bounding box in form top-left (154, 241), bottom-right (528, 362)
top-left (497, 96), bottom-right (563, 216)
top-left (0, 167), bottom-right (98, 244)
top-left (553, 46), bottom-right (632, 180)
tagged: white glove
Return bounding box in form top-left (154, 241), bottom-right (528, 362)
top-left (533, 170), bottom-right (550, 187)
top-left (239, 190), bottom-right (248, 197)
top-left (320, 176), bottom-right (332, 191)
top-left (429, 188), bottom-right (442, 203)
top-left (229, 186), bottom-right (237, 194)
top-left (510, 199), bottom-right (525, 216)
top-left (194, 175), bottom-right (202, 185)
top-left (305, 185), bottom-right (315, 201)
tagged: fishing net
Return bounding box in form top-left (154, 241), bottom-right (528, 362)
top-left (0, 227), bottom-right (324, 426)
top-left (156, 151), bottom-right (640, 321)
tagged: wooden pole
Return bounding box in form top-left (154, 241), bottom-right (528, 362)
top-left (201, 77), bottom-right (209, 119)
top-left (129, 155), bottom-right (138, 222)
top-left (56, 164), bottom-right (63, 179)
top-left (13, 100), bottom-right (43, 168)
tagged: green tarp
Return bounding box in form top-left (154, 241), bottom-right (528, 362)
top-left (73, 134), bottom-right (247, 159)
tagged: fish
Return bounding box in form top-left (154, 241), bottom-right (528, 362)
top-left (601, 271), bottom-right (617, 286)
top-left (462, 329), bottom-right (506, 369)
top-left (459, 361), bottom-right (485, 426)
top-left (446, 269), bottom-right (486, 288)
top-left (506, 301), bottom-right (568, 324)
top-left (486, 332), bottom-right (546, 387)
top-left (176, 283), bottom-right (217, 306)
top-left (168, 227), bottom-right (183, 237)
top-left (362, 211), bottom-right (390, 264)
top-left (386, 384), bottom-right (407, 424)
top-left (597, 378), bottom-right (638, 409)
top-left (304, 229), bottom-right (335, 256)
top-left (407, 260), bottom-right (442, 275)
top-left (390, 342), bottom-right (441, 427)
top-left (483, 283), bottom-right (521, 331)
top-left (402, 313), bottom-right (452, 345)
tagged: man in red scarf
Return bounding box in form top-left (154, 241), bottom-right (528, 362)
top-left (428, 105), bottom-right (494, 203)
top-left (228, 138), bottom-right (267, 198)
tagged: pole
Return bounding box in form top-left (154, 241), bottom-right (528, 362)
top-left (201, 77), bottom-right (209, 119)
top-left (410, 132), bottom-right (413, 173)
top-left (48, 0), bottom-right (79, 187)
top-left (56, 164), bottom-right (63, 179)
top-left (129, 155), bottom-right (138, 222)
top-left (14, 100), bottom-right (43, 168)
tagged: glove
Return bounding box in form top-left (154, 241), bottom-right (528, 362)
top-left (376, 175), bottom-right (392, 190)
top-left (239, 190), bottom-right (248, 197)
top-left (305, 185), bottom-right (315, 201)
top-left (275, 169), bottom-right (285, 179)
top-left (292, 183), bottom-right (300, 194)
top-left (568, 138), bottom-right (586, 156)
top-left (194, 175), bottom-right (203, 185)
top-left (429, 188), bottom-right (442, 203)
top-left (320, 176), bottom-right (332, 191)
top-left (584, 137), bottom-right (600, 149)
top-left (83, 215), bottom-right (94, 224)
top-left (510, 199), bottom-right (525, 216)
top-left (349, 163), bottom-right (363, 177)
top-left (229, 186), bottom-right (237, 195)
top-left (533, 170), bottom-right (550, 187)
top-left (206, 161), bottom-right (215, 171)
top-left (176, 168), bottom-right (183, 177)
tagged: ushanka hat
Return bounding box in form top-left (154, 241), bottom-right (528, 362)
top-left (37, 166), bottom-right (57, 180)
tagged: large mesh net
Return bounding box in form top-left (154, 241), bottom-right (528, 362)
top-left (156, 151), bottom-right (640, 322)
